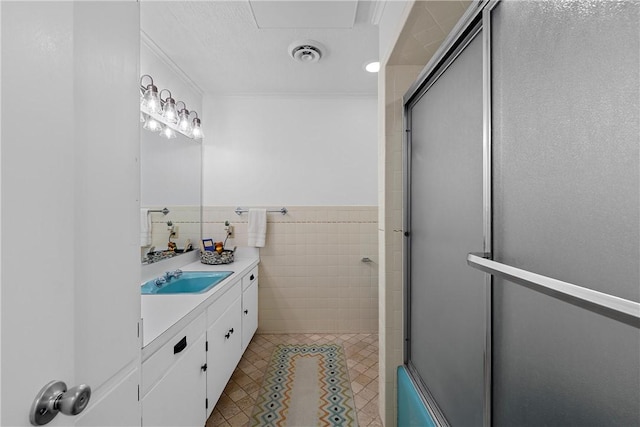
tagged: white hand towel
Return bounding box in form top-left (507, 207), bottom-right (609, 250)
top-left (140, 208), bottom-right (152, 247)
top-left (247, 208), bottom-right (267, 247)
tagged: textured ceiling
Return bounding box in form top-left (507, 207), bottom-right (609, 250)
top-left (249, 0), bottom-right (358, 28)
top-left (140, 1), bottom-right (379, 95)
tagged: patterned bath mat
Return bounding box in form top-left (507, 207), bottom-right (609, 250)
top-left (250, 344), bottom-right (359, 427)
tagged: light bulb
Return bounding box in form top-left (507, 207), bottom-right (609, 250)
top-left (143, 116), bottom-right (162, 132)
top-left (162, 99), bottom-right (178, 124)
top-left (177, 110), bottom-right (192, 134)
top-left (191, 116), bottom-right (203, 140)
top-left (142, 84), bottom-right (161, 114)
top-left (159, 90), bottom-right (178, 124)
top-left (160, 125), bottom-right (177, 139)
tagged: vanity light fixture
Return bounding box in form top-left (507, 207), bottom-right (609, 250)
top-left (160, 125), bottom-right (177, 139)
top-left (143, 116), bottom-right (162, 132)
top-left (160, 89), bottom-right (178, 124)
top-left (176, 101), bottom-right (192, 135)
top-left (139, 74), bottom-right (202, 141)
top-left (140, 75), bottom-right (161, 114)
top-left (190, 111), bottom-right (204, 140)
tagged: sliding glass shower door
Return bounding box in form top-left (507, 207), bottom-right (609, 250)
top-left (489, 1), bottom-right (640, 425)
top-left (405, 26), bottom-right (486, 427)
top-left (404, 1), bottom-right (639, 426)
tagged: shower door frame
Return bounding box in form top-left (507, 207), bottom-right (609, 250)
top-left (402, 2), bottom-right (497, 426)
top-left (403, 1), bottom-right (640, 426)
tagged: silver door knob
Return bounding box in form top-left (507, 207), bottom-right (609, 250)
top-left (30, 381), bottom-right (91, 425)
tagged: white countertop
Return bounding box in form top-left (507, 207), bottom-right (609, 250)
top-left (141, 247), bottom-right (259, 354)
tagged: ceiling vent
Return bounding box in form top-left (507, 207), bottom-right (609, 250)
top-left (289, 40), bottom-right (324, 63)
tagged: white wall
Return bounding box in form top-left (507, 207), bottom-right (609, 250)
top-left (202, 95), bottom-right (377, 206)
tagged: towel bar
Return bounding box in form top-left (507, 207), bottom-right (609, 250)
top-left (467, 252), bottom-right (640, 327)
top-left (148, 208), bottom-right (170, 215)
top-left (234, 207), bottom-right (288, 216)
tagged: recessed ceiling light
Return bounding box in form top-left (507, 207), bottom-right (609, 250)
top-left (364, 61), bottom-right (380, 73)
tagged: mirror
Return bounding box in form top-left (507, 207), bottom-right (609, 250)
top-left (140, 128), bottom-right (202, 264)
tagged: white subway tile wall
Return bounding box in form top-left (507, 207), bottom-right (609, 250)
top-left (203, 206), bottom-right (379, 334)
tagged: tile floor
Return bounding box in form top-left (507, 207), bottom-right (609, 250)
top-left (206, 333), bottom-right (382, 427)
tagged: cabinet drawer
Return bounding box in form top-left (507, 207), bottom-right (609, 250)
top-left (142, 313), bottom-right (206, 397)
top-left (242, 265), bottom-right (258, 291)
top-left (207, 284), bottom-right (241, 326)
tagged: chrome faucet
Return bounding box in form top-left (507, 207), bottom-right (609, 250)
top-left (155, 269), bottom-right (182, 287)
top-left (164, 269), bottom-right (183, 280)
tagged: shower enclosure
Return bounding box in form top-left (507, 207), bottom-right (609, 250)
top-left (403, 1), bottom-right (640, 426)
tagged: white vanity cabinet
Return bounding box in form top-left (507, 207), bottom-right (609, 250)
top-left (141, 257), bottom-right (260, 426)
top-left (142, 314), bottom-right (207, 427)
top-left (242, 265), bottom-right (259, 351)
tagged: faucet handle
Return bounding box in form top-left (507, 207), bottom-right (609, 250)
top-left (164, 269), bottom-right (182, 280)
top-left (155, 277), bottom-right (167, 287)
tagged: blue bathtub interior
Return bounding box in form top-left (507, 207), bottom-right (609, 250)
top-left (398, 366), bottom-right (437, 427)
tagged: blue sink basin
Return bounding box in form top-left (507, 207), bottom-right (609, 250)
top-left (141, 271), bottom-right (234, 295)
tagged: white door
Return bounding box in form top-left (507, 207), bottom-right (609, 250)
top-left (1, 2), bottom-right (141, 426)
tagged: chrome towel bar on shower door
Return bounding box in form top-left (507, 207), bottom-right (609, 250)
top-left (234, 207), bottom-right (288, 215)
top-left (467, 252), bottom-right (640, 327)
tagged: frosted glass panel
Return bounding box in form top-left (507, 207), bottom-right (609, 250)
top-left (493, 279), bottom-right (640, 426)
top-left (492, 1), bottom-right (640, 425)
top-left (408, 33), bottom-right (485, 426)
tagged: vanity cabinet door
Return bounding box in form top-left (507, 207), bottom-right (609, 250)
top-left (242, 279), bottom-right (259, 351)
top-left (142, 332), bottom-right (207, 427)
top-left (206, 295), bottom-right (243, 417)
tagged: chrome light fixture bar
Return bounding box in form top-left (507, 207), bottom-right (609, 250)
top-left (139, 74), bottom-right (203, 141)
